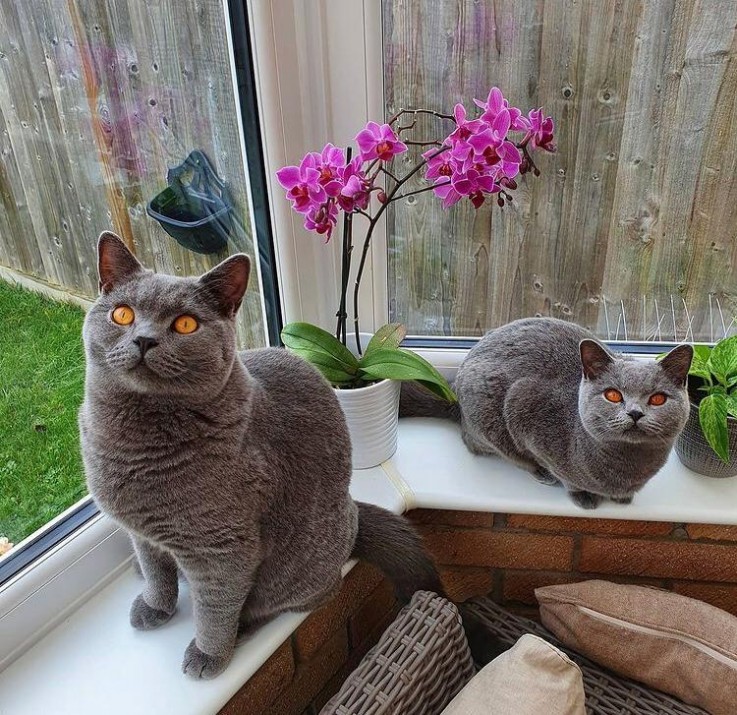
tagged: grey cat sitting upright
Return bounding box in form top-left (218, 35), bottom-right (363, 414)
top-left (79, 232), bottom-right (447, 680)
top-left (402, 318), bottom-right (692, 509)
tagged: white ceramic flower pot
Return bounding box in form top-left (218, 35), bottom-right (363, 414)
top-left (335, 378), bottom-right (401, 469)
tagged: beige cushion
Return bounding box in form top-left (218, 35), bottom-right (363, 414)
top-left (441, 633), bottom-right (586, 715)
top-left (536, 580), bottom-right (737, 715)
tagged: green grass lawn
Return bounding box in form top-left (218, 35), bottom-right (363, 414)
top-left (0, 281), bottom-right (87, 545)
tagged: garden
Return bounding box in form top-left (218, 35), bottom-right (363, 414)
top-left (0, 281), bottom-right (86, 548)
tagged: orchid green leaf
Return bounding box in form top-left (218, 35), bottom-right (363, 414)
top-left (365, 323), bottom-right (407, 355)
top-left (281, 323), bottom-right (360, 385)
top-left (358, 348), bottom-right (456, 402)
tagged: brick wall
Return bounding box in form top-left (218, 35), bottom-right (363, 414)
top-left (219, 562), bottom-right (399, 715)
top-left (221, 511), bottom-right (737, 714)
top-left (412, 510), bottom-right (737, 619)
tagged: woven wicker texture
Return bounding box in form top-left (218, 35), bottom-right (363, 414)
top-left (464, 597), bottom-right (708, 715)
top-left (319, 591), bottom-right (475, 715)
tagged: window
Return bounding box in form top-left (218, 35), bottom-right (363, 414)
top-left (0, 0), bottom-right (275, 582)
top-left (255, 2), bottom-right (737, 349)
top-left (382, 0), bottom-right (737, 344)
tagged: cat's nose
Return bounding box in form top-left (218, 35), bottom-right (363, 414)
top-left (133, 336), bottom-right (159, 356)
top-left (628, 409), bottom-right (644, 423)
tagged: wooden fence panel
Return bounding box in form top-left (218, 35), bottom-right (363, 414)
top-left (384, 0), bottom-right (737, 342)
top-left (0, 0), bottom-right (265, 347)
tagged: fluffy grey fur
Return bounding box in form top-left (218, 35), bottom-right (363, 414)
top-left (402, 318), bottom-right (692, 509)
top-left (79, 233), bottom-right (448, 679)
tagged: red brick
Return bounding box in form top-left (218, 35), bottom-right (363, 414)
top-left (439, 566), bottom-right (495, 602)
top-left (218, 639), bottom-right (294, 714)
top-left (348, 578), bottom-right (397, 648)
top-left (506, 514), bottom-right (673, 537)
top-left (673, 582), bottom-right (737, 617)
top-left (410, 509), bottom-right (494, 528)
top-left (686, 524), bottom-right (737, 542)
top-left (419, 527), bottom-right (574, 571)
top-left (502, 570), bottom-right (578, 606)
top-left (580, 537), bottom-right (737, 582)
top-left (264, 627), bottom-right (349, 715)
top-left (294, 562), bottom-right (383, 661)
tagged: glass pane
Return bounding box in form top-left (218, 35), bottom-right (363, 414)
top-left (383, 0), bottom-right (737, 343)
top-left (0, 1), bottom-right (266, 553)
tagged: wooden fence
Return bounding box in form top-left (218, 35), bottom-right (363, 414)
top-left (0, 0), bottom-right (265, 347)
top-left (384, 0), bottom-right (737, 342)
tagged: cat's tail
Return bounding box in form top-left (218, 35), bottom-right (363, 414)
top-left (399, 382), bottom-right (461, 421)
top-left (352, 501), bottom-right (506, 664)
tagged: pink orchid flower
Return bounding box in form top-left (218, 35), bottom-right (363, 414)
top-left (432, 181), bottom-right (463, 208)
top-left (464, 128), bottom-right (521, 179)
top-left (446, 103), bottom-right (485, 146)
top-left (451, 166), bottom-right (498, 197)
top-left (423, 147), bottom-right (454, 181)
top-left (336, 157), bottom-right (371, 212)
top-left (355, 121), bottom-right (408, 162)
top-left (276, 154), bottom-right (327, 213)
top-left (525, 108), bottom-right (556, 152)
top-left (316, 143), bottom-right (347, 196)
top-left (304, 200), bottom-right (338, 240)
top-left (474, 86), bottom-right (529, 131)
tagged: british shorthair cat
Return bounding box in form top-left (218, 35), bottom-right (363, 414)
top-left (80, 233), bottom-right (458, 679)
top-left (402, 318), bottom-right (692, 509)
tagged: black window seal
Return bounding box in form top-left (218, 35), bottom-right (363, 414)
top-left (228, 0), bottom-right (283, 347)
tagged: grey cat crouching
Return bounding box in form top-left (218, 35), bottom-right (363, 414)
top-left (401, 318), bottom-right (693, 509)
top-left (80, 233), bottom-right (486, 680)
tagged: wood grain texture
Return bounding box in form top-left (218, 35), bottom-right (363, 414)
top-left (384, 0), bottom-right (737, 341)
top-left (0, 0), bottom-right (265, 347)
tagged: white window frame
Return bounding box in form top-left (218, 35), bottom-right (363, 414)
top-left (0, 0), bottom-right (281, 670)
top-left (250, 0), bottom-right (388, 334)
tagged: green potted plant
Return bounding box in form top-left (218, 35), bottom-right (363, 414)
top-left (276, 87), bottom-right (555, 468)
top-left (674, 337), bottom-right (737, 477)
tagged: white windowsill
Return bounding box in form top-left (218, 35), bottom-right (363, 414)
top-left (2, 418), bottom-right (737, 715)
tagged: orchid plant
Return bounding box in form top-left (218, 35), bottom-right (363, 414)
top-left (277, 87), bottom-right (555, 394)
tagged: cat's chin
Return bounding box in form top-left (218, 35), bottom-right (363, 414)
top-left (116, 364), bottom-right (183, 395)
top-left (617, 425), bottom-right (672, 445)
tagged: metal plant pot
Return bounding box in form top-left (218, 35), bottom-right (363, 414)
top-left (675, 400), bottom-right (737, 478)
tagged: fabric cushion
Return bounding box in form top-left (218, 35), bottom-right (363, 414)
top-left (441, 633), bottom-right (586, 715)
top-left (536, 580), bottom-right (737, 715)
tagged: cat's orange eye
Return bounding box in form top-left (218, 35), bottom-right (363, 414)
top-left (649, 393), bottom-right (667, 406)
top-left (111, 305), bottom-right (135, 326)
top-left (172, 315), bottom-right (198, 335)
top-left (604, 388), bottom-right (623, 403)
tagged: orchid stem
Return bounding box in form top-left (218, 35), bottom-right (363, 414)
top-left (388, 108), bottom-right (455, 124)
top-left (393, 180), bottom-right (449, 201)
top-left (336, 147), bottom-right (353, 345)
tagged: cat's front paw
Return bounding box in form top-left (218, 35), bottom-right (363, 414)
top-left (130, 594), bottom-right (175, 630)
top-left (569, 490), bottom-right (603, 510)
top-left (533, 467), bottom-right (561, 486)
top-left (612, 495), bottom-right (634, 504)
top-left (182, 639), bottom-right (231, 679)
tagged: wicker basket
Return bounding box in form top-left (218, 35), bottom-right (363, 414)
top-left (320, 591), bottom-right (475, 715)
top-left (463, 597), bottom-right (708, 715)
top-left (675, 401), bottom-right (737, 478)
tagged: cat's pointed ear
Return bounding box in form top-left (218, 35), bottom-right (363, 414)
top-left (579, 339), bottom-right (614, 380)
top-left (659, 344), bottom-right (693, 386)
top-left (199, 254), bottom-right (250, 318)
top-left (98, 231), bottom-right (143, 293)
